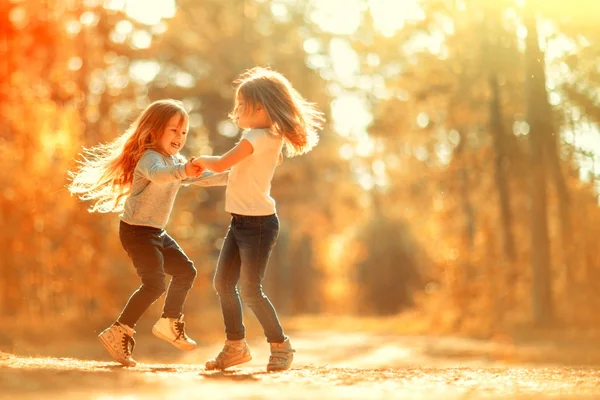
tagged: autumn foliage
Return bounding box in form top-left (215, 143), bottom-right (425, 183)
top-left (2, 0), bottom-right (600, 342)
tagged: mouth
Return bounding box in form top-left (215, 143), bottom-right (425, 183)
top-left (170, 141), bottom-right (180, 150)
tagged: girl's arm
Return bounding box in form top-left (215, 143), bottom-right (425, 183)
top-left (182, 171), bottom-right (229, 187)
top-left (192, 139), bottom-right (253, 172)
top-left (138, 151), bottom-right (197, 183)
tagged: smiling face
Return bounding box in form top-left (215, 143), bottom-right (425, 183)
top-left (156, 113), bottom-right (189, 156)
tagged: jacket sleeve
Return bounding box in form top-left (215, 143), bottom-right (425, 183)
top-left (136, 151), bottom-right (188, 183)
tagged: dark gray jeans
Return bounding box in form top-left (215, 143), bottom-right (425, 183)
top-left (117, 221), bottom-right (197, 328)
top-left (213, 213), bottom-right (286, 343)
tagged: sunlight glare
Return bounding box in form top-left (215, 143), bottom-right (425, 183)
top-left (368, 0), bottom-right (424, 37)
top-left (372, 159), bottom-right (386, 176)
top-left (129, 60), bottom-right (160, 85)
top-left (311, 0), bottom-right (423, 37)
top-left (303, 38), bottom-right (322, 54)
top-left (448, 129), bottom-right (460, 147)
top-left (414, 146), bottom-right (428, 162)
top-left (330, 38), bottom-right (360, 87)
top-left (68, 57), bottom-right (83, 71)
top-left (127, 0), bottom-right (175, 25)
top-left (358, 173), bottom-right (375, 191)
top-left (355, 136), bottom-right (375, 157)
top-left (104, 0), bottom-right (125, 11)
top-left (8, 6), bottom-right (27, 29)
top-left (131, 30), bottom-right (152, 49)
top-left (65, 20), bottom-right (81, 37)
top-left (104, 0), bottom-right (176, 25)
top-left (173, 71), bottom-right (196, 89)
top-left (80, 11), bottom-right (99, 27)
top-left (434, 143), bottom-right (452, 165)
top-left (115, 20), bottom-right (133, 36)
top-left (218, 120), bottom-right (239, 138)
top-left (270, 3), bottom-right (290, 22)
top-left (310, 0), bottom-right (363, 35)
top-left (416, 112), bottom-right (430, 128)
top-left (339, 144), bottom-right (354, 160)
top-left (331, 94), bottom-right (373, 137)
top-left (549, 92), bottom-right (562, 106)
top-left (512, 121), bottom-right (530, 136)
top-left (569, 125), bottom-right (600, 185)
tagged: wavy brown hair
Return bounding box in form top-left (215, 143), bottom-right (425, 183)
top-left (229, 67), bottom-right (325, 157)
top-left (68, 99), bottom-right (188, 213)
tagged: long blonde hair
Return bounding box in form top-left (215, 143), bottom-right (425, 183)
top-left (230, 67), bottom-right (325, 157)
top-left (68, 99), bottom-right (188, 213)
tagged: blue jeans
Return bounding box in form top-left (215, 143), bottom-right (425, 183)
top-left (117, 221), bottom-right (197, 328)
top-left (213, 213), bottom-right (286, 343)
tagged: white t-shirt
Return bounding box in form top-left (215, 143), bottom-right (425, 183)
top-left (225, 129), bottom-right (283, 216)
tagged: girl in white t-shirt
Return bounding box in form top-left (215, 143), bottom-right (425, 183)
top-left (192, 67), bottom-right (324, 371)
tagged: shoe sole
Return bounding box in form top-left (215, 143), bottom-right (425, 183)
top-left (205, 353), bottom-right (253, 370)
top-left (98, 334), bottom-right (136, 367)
top-left (267, 363), bottom-right (292, 372)
top-left (152, 327), bottom-right (197, 351)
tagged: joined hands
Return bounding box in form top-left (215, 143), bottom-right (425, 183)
top-left (185, 157), bottom-right (205, 178)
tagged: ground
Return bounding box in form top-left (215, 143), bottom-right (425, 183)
top-left (2, 330), bottom-right (600, 399)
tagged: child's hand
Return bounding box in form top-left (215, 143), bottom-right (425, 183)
top-left (191, 158), bottom-right (204, 168)
top-left (186, 157), bottom-right (205, 177)
top-left (191, 157), bottom-right (205, 174)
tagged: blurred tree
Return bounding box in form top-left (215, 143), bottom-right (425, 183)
top-left (524, 6), bottom-right (555, 327)
top-left (4, 0), bottom-right (600, 337)
top-left (328, 0), bottom-right (600, 332)
top-left (337, 0), bottom-right (528, 329)
top-left (0, 0), bottom-right (177, 321)
top-left (355, 209), bottom-right (423, 315)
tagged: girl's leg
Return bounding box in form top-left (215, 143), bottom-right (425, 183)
top-left (213, 223), bottom-right (245, 340)
top-left (117, 223), bottom-right (167, 328)
top-left (161, 232), bottom-right (197, 319)
top-left (205, 220), bottom-right (255, 370)
top-left (236, 214), bottom-right (286, 343)
top-left (150, 232), bottom-right (198, 350)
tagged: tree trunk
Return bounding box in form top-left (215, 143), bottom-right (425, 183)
top-left (489, 73), bottom-right (516, 263)
top-left (457, 135), bottom-right (475, 268)
top-left (545, 118), bottom-right (572, 297)
top-left (525, 12), bottom-right (554, 327)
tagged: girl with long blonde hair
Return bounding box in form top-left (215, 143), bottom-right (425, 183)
top-left (69, 99), bottom-right (226, 366)
top-left (192, 67), bottom-right (325, 372)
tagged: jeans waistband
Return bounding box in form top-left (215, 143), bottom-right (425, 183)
top-left (230, 213), bottom-right (275, 222)
top-left (120, 220), bottom-right (163, 233)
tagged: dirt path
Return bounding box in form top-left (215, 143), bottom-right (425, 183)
top-left (1, 331), bottom-right (600, 399)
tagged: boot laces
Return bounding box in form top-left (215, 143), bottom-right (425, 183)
top-left (121, 333), bottom-right (135, 356)
top-left (174, 321), bottom-right (188, 341)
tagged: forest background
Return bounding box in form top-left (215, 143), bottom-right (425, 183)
top-left (2, 0), bottom-right (600, 351)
